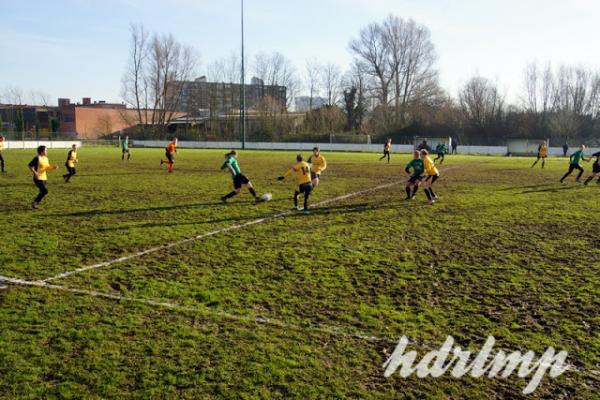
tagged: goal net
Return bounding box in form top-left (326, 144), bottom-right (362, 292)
top-left (413, 137), bottom-right (452, 152)
top-left (507, 138), bottom-right (548, 156)
top-left (330, 134), bottom-right (371, 144)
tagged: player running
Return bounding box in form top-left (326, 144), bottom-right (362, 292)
top-left (62, 144), bottom-right (78, 183)
top-left (404, 150), bottom-right (425, 200)
top-left (308, 146), bottom-right (327, 187)
top-left (0, 135), bottom-right (5, 173)
top-left (560, 145), bottom-right (589, 183)
top-left (278, 154), bottom-right (313, 213)
top-left (531, 141), bottom-right (548, 169)
top-left (160, 138), bottom-right (177, 173)
top-left (434, 143), bottom-right (447, 164)
top-left (583, 151), bottom-right (600, 186)
top-left (220, 150), bottom-right (261, 203)
top-left (121, 135), bottom-right (131, 161)
top-left (28, 145), bottom-right (58, 209)
top-left (421, 149), bottom-right (440, 205)
top-left (379, 138), bottom-right (392, 163)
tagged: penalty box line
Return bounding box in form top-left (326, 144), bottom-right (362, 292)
top-left (39, 179), bottom-right (404, 284)
top-left (0, 274), bottom-right (588, 377)
top-left (0, 274), bottom-right (395, 345)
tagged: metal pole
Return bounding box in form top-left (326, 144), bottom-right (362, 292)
top-left (240, 0), bottom-right (246, 149)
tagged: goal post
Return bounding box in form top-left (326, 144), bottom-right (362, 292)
top-left (506, 138), bottom-right (549, 156)
top-left (413, 136), bottom-right (452, 152)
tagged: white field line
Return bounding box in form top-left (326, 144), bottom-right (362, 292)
top-left (40, 179), bottom-right (404, 283)
top-left (0, 274), bottom-right (394, 344)
top-left (0, 273), bottom-right (590, 378)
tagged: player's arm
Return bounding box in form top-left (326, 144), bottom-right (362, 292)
top-left (220, 160), bottom-right (229, 171)
top-left (28, 158), bottom-right (39, 178)
top-left (405, 162), bottom-right (412, 175)
top-left (321, 156), bottom-right (327, 171)
top-left (278, 167), bottom-right (296, 180)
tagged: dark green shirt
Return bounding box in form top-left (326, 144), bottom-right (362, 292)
top-left (405, 159), bottom-right (425, 176)
top-left (570, 150), bottom-right (585, 165)
top-left (221, 157), bottom-right (241, 177)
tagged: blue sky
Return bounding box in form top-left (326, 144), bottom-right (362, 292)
top-left (2, 0), bottom-right (600, 105)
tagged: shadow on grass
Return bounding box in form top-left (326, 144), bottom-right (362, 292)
top-left (47, 198), bottom-right (287, 218)
top-left (520, 185), bottom-right (581, 194)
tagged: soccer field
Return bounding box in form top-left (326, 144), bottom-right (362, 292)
top-left (0, 148), bottom-right (598, 399)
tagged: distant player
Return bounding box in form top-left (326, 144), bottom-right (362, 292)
top-left (404, 150), bottom-right (425, 200)
top-left (160, 138), bottom-right (177, 173)
top-left (451, 138), bottom-right (458, 155)
top-left (583, 151), bottom-right (600, 186)
top-left (63, 144), bottom-right (78, 183)
top-left (560, 145), bottom-right (588, 183)
top-left (220, 150), bottom-right (261, 203)
top-left (121, 135), bottom-right (131, 161)
top-left (379, 138), bottom-right (392, 163)
top-left (0, 135), bottom-right (5, 173)
top-left (531, 141), bottom-right (548, 169)
top-left (434, 143), bottom-right (447, 164)
top-left (28, 145), bottom-right (58, 209)
top-left (278, 154), bottom-right (313, 212)
top-left (308, 146), bottom-right (327, 187)
top-left (421, 149), bottom-right (440, 205)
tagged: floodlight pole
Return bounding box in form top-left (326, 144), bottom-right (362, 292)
top-left (240, 0), bottom-right (246, 149)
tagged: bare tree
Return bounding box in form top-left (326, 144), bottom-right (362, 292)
top-left (459, 76), bottom-right (504, 136)
top-left (253, 51), bottom-right (298, 110)
top-left (321, 62), bottom-right (342, 106)
top-left (305, 59), bottom-right (322, 110)
top-left (121, 25), bottom-right (198, 138)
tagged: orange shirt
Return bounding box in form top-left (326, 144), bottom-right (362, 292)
top-left (166, 143), bottom-right (177, 154)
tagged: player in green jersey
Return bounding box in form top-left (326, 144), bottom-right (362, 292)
top-left (560, 145), bottom-right (589, 183)
top-left (404, 151), bottom-right (425, 200)
top-left (220, 150), bottom-right (262, 203)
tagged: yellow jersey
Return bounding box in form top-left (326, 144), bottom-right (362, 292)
top-left (309, 154), bottom-right (327, 174)
top-left (28, 155), bottom-right (55, 181)
top-left (539, 145), bottom-right (548, 157)
top-left (284, 161), bottom-right (312, 185)
top-left (384, 142), bottom-right (391, 151)
top-left (0, 141), bottom-right (4, 152)
top-left (67, 150), bottom-right (78, 168)
top-left (423, 156), bottom-right (439, 176)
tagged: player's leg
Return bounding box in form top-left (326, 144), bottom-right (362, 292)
top-left (293, 189), bottom-right (300, 209)
top-left (303, 184), bottom-right (312, 211)
top-left (411, 179), bottom-right (421, 198)
top-left (584, 172), bottom-right (597, 185)
top-left (311, 171), bottom-right (320, 187)
top-left (32, 180), bottom-right (48, 208)
top-left (560, 165), bottom-right (575, 182)
top-left (428, 174), bottom-right (439, 199)
top-left (0, 153), bottom-right (4, 172)
top-left (575, 165), bottom-right (584, 181)
top-left (127, 149), bottom-right (131, 160)
top-left (244, 177), bottom-right (258, 199)
top-left (387, 151), bottom-right (390, 164)
top-left (379, 152), bottom-right (386, 161)
top-left (405, 183), bottom-right (413, 199)
top-left (222, 177), bottom-right (242, 203)
top-left (541, 157), bottom-right (546, 169)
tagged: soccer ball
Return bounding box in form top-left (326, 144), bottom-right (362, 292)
top-left (260, 193), bottom-right (273, 202)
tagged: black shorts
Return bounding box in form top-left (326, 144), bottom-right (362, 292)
top-left (426, 174), bottom-right (439, 184)
top-left (122, 148), bottom-right (130, 153)
top-left (310, 171), bottom-right (320, 180)
top-left (593, 163), bottom-right (600, 173)
top-left (233, 173), bottom-right (250, 189)
top-left (408, 175), bottom-right (424, 184)
top-left (165, 152), bottom-right (174, 163)
top-left (298, 182), bottom-right (313, 194)
top-left (383, 150), bottom-right (390, 155)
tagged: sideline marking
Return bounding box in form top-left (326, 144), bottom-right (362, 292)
top-left (40, 179), bottom-right (404, 283)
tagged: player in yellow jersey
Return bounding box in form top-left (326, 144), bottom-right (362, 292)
top-left (379, 138), bottom-right (392, 163)
top-left (308, 146), bottom-right (327, 187)
top-left (28, 145), bottom-right (58, 209)
top-left (278, 154), bottom-right (313, 213)
top-left (63, 144), bottom-right (78, 183)
top-left (0, 135), bottom-right (5, 173)
top-left (420, 149), bottom-right (440, 205)
top-left (531, 140), bottom-right (548, 168)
